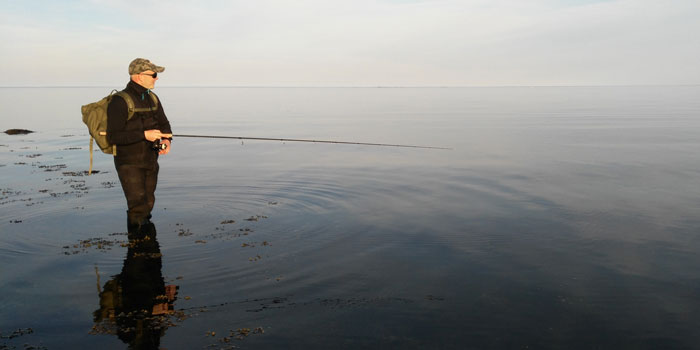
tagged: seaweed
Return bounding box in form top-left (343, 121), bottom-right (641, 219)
top-left (4, 129), bottom-right (34, 135)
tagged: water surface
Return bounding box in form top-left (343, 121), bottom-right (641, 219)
top-left (1, 86), bottom-right (700, 349)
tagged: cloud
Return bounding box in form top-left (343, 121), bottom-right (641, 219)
top-left (1, 0), bottom-right (699, 86)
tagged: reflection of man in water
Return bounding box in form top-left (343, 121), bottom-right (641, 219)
top-left (93, 223), bottom-right (177, 348)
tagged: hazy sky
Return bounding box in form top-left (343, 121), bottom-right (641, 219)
top-left (1, 0), bottom-right (698, 86)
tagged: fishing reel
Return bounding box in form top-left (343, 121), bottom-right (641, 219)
top-left (152, 139), bottom-right (168, 151)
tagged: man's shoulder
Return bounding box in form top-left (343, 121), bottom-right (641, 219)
top-left (108, 93), bottom-right (127, 107)
top-left (108, 92), bottom-right (131, 108)
top-left (107, 92), bottom-right (135, 117)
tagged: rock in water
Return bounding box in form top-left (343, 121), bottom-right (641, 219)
top-left (5, 129), bottom-right (34, 135)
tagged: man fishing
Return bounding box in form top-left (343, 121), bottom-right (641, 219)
top-left (107, 58), bottom-right (172, 233)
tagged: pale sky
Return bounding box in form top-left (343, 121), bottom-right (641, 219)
top-left (1, 0), bottom-right (698, 86)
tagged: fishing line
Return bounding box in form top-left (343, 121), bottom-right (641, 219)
top-left (173, 134), bottom-right (451, 150)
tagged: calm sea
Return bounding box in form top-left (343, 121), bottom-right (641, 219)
top-left (1, 86), bottom-right (700, 349)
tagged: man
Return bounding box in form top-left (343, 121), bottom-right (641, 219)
top-left (107, 58), bottom-right (172, 232)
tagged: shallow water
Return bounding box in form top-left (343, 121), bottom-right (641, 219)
top-left (2, 86), bottom-right (700, 349)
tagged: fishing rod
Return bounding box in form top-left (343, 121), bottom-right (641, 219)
top-left (172, 134), bottom-right (451, 150)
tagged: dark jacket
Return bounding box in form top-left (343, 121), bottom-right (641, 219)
top-left (107, 80), bottom-right (172, 165)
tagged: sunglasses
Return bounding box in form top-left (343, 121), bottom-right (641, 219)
top-left (140, 72), bottom-right (158, 78)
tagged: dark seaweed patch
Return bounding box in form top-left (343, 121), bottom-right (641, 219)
top-left (178, 228), bottom-right (193, 237)
top-left (62, 170), bottom-right (101, 176)
top-left (62, 236), bottom-right (128, 254)
top-left (0, 327), bottom-right (34, 339)
top-left (245, 215), bottom-right (268, 221)
top-left (100, 181), bottom-right (116, 188)
top-left (4, 129), bottom-right (34, 135)
top-left (38, 164), bottom-right (67, 172)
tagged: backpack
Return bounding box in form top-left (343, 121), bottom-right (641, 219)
top-left (81, 90), bottom-right (159, 174)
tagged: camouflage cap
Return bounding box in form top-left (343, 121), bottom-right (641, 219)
top-left (128, 58), bottom-right (165, 75)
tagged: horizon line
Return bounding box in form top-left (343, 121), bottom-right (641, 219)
top-left (1, 84), bottom-right (699, 89)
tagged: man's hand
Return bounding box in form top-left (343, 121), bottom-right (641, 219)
top-left (144, 129), bottom-right (172, 142)
top-left (159, 138), bottom-right (171, 155)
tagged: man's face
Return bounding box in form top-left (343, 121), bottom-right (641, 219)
top-left (133, 70), bottom-right (158, 89)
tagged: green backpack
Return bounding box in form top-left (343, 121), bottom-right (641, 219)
top-left (81, 90), bottom-right (159, 174)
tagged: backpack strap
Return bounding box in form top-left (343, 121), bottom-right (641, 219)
top-left (108, 90), bottom-right (118, 156)
top-left (89, 135), bottom-right (93, 175)
top-left (148, 92), bottom-right (159, 110)
top-left (114, 91), bottom-right (136, 120)
top-left (139, 92), bottom-right (159, 113)
top-left (114, 91), bottom-right (159, 119)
